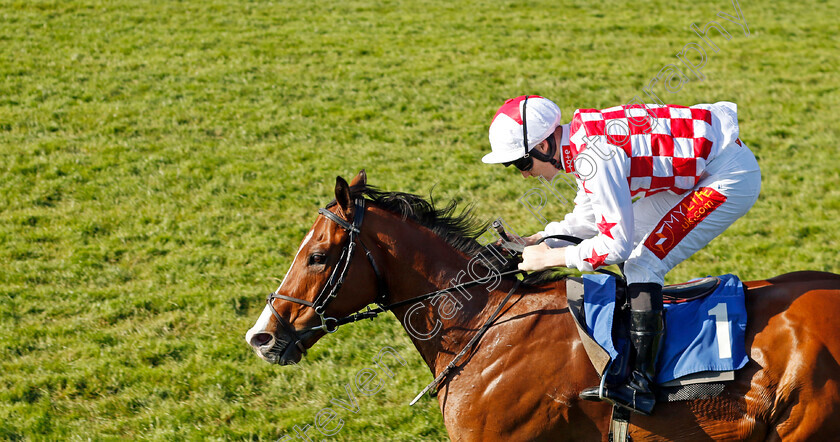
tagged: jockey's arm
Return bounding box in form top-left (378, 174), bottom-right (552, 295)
top-left (518, 181), bottom-right (595, 271)
top-left (521, 152), bottom-right (635, 272)
top-left (539, 183), bottom-right (598, 240)
top-left (562, 155), bottom-right (635, 271)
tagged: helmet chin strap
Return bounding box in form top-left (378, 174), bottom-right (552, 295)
top-left (528, 129), bottom-right (561, 169)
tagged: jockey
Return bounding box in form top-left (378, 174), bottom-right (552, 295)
top-left (482, 95), bottom-right (761, 415)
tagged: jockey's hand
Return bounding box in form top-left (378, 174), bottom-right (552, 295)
top-left (518, 243), bottom-right (567, 272)
top-left (495, 233), bottom-right (542, 247)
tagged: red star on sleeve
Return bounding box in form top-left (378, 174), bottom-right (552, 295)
top-left (597, 215), bottom-right (618, 240)
top-left (584, 249), bottom-right (610, 270)
top-left (582, 180), bottom-right (594, 194)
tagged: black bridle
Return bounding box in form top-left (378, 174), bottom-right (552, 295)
top-left (262, 196), bottom-right (630, 404)
top-left (264, 197), bottom-right (524, 360)
top-left (265, 198), bottom-right (385, 356)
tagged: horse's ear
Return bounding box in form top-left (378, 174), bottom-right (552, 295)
top-left (349, 169), bottom-right (367, 187)
top-left (334, 176), bottom-right (354, 220)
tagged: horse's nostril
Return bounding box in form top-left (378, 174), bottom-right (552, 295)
top-left (250, 332), bottom-right (274, 348)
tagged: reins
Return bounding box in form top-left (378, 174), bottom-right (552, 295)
top-left (409, 278), bottom-right (523, 405)
top-left (266, 196), bottom-right (634, 406)
top-left (265, 196), bottom-right (529, 403)
top-left (305, 267), bottom-right (526, 331)
top-left (267, 197), bottom-right (524, 333)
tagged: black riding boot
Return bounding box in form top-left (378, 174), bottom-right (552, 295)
top-left (580, 283), bottom-right (664, 416)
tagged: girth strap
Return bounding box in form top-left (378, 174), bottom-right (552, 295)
top-left (609, 406), bottom-right (632, 442)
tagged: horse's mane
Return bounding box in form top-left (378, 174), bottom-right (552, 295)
top-left (349, 184), bottom-right (488, 256)
top-left (328, 184), bottom-right (564, 286)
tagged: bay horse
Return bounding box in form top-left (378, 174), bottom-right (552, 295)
top-left (246, 170), bottom-right (840, 441)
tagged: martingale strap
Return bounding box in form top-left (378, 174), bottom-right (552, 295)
top-left (409, 278), bottom-right (523, 406)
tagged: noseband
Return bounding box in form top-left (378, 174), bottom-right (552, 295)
top-left (263, 196), bottom-right (526, 372)
top-left (265, 197), bottom-right (388, 354)
top-left (263, 196), bottom-right (537, 403)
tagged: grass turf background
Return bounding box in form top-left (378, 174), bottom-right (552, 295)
top-left (1, 0), bottom-right (838, 439)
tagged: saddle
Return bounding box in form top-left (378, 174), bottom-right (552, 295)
top-left (661, 277), bottom-right (721, 304)
top-left (566, 275), bottom-right (740, 398)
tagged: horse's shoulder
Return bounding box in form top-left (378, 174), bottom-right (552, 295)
top-left (505, 280), bottom-right (571, 322)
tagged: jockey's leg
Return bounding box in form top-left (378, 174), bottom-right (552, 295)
top-left (580, 283), bottom-right (663, 415)
top-left (625, 283), bottom-right (664, 414)
top-left (581, 143), bottom-right (760, 414)
top-left (622, 147), bottom-right (761, 288)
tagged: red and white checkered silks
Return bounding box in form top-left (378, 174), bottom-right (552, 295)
top-left (565, 104), bottom-right (734, 198)
top-left (544, 102), bottom-right (754, 278)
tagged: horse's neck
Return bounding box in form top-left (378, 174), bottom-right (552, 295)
top-left (392, 267), bottom-right (520, 375)
top-left (371, 213), bottom-right (521, 374)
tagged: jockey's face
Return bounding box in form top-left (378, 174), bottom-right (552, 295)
top-left (519, 141), bottom-right (560, 180)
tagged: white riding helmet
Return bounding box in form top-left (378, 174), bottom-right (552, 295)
top-left (483, 95), bottom-right (562, 164)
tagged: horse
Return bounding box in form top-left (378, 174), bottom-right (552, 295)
top-left (245, 170), bottom-right (840, 441)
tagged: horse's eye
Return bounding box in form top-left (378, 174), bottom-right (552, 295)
top-left (308, 253), bottom-right (327, 266)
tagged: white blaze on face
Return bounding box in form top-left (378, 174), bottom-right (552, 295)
top-left (245, 227), bottom-right (317, 345)
top-left (245, 305), bottom-right (275, 347)
top-left (277, 228), bottom-right (316, 294)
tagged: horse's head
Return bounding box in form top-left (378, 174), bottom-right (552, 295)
top-left (245, 170), bottom-right (385, 365)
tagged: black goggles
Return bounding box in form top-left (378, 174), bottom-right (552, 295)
top-left (503, 156), bottom-right (534, 171)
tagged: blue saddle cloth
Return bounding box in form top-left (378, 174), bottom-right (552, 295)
top-left (582, 274), bottom-right (749, 384)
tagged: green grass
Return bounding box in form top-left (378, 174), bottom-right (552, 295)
top-left (1, 0), bottom-right (838, 439)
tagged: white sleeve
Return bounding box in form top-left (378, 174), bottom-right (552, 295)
top-left (539, 182), bottom-right (598, 239)
top-left (563, 150), bottom-right (635, 272)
